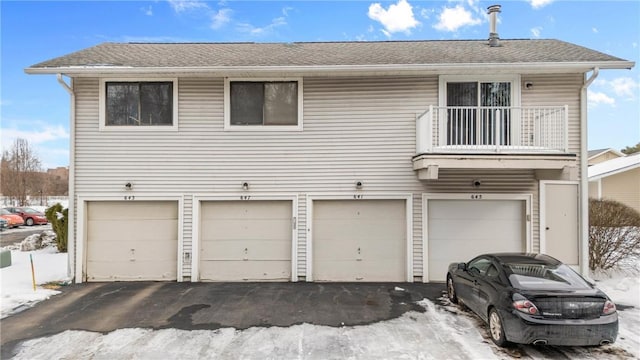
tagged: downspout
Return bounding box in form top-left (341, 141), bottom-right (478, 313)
top-left (580, 67), bottom-right (598, 276)
top-left (57, 74), bottom-right (77, 283)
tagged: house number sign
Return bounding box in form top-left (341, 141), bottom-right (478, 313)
top-left (470, 194), bottom-right (483, 200)
top-left (124, 196), bottom-right (135, 201)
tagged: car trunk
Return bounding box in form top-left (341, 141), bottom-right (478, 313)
top-left (527, 294), bottom-right (606, 319)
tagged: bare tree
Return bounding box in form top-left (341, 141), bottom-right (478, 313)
top-left (1, 138), bottom-right (43, 205)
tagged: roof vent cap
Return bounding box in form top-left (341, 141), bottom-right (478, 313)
top-left (488, 5), bottom-right (501, 47)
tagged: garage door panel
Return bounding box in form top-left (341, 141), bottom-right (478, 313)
top-left (86, 201), bottom-right (178, 282)
top-left (200, 261), bottom-right (290, 281)
top-left (88, 202), bottom-right (177, 220)
top-left (202, 201), bottom-right (291, 219)
top-left (199, 200), bottom-right (292, 281)
top-left (428, 199), bottom-right (525, 282)
top-left (313, 199), bottom-right (406, 282)
top-left (88, 239), bottom-right (177, 262)
top-left (200, 239), bottom-right (291, 260)
top-left (201, 219), bottom-right (291, 240)
top-left (88, 220), bottom-right (178, 242)
top-left (87, 259), bottom-right (176, 281)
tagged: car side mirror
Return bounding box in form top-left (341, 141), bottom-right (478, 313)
top-left (457, 263), bottom-right (467, 271)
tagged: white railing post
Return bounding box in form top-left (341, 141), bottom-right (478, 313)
top-left (495, 108), bottom-right (501, 152)
top-left (426, 105), bottom-right (433, 152)
top-left (563, 105), bottom-right (569, 152)
top-left (416, 105), bottom-right (433, 154)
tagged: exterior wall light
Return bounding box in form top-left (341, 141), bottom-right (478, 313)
top-left (125, 182), bottom-right (133, 190)
top-left (525, 82), bottom-right (533, 90)
top-left (355, 181), bottom-right (363, 190)
top-left (242, 182), bottom-right (249, 190)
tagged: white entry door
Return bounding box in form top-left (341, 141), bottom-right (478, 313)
top-left (541, 182), bottom-right (579, 266)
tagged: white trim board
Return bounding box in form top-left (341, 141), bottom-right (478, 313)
top-left (191, 194), bottom-right (299, 282)
top-left (421, 193), bottom-right (533, 283)
top-left (305, 193), bottom-right (414, 282)
top-left (76, 194), bottom-right (185, 283)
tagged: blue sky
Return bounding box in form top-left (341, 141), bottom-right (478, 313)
top-left (1, 0), bottom-right (638, 168)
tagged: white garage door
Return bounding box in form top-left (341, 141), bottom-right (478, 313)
top-left (200, 201), bottom-right (292, 281)
top-left (427, 199), bottom-right (525, 282)
top-left (86, 201), bottom-right (178, 281)
top-left (313, 199), bottom-right (406, 282)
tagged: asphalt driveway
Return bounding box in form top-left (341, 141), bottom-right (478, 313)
top-left (1, 282), bottom-right (445, 358)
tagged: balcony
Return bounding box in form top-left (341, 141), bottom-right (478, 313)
top-left (413, 105), bottom-right (577, 180)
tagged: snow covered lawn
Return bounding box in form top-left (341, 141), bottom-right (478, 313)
top-left (0, 247), bottom-right (69, 319)
top-left (1, 246), bottom-right (638, 359)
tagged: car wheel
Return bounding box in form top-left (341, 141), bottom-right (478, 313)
top-left (26, 218), bottom-right (34, 226)
top-left (489, 308), bottom-right (508, 347)
top-left (447, 275), bottom-right (458, 304)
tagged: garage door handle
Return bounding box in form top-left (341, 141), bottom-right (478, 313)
top-left (546, 227), bottom-right (550, 230)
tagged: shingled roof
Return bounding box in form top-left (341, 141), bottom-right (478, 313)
top-left (26, 39), bottom-right (633, 75)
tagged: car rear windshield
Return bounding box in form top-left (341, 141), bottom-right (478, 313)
top-left (505, 263), bottom-right (592, 290)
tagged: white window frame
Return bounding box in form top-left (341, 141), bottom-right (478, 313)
top-left (224, 77), bottom-right (304, 131)
top-left (99, 78), bottom-right (179, 132)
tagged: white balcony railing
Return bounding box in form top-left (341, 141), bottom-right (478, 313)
top-left (416, 105), bottom-right (569, 154)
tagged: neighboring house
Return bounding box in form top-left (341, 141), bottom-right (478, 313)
top-left (26, 7), bottom-right (634, 283)
top-left (588, 148), bottom-right (625, 166)
top-left (588, 153), bottom-right (640, 213)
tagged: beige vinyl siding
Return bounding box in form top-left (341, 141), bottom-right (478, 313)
top-left (601, 168), bottom-right (640, 213)
top-left (72, 74), bottom-right (582, 280)
top-left (589, 152), bottom-right (622, 166)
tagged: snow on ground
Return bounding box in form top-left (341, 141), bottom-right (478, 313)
top-left (0, 247), bottom-right (69, 319)
top-left (1, 223), bottom-right (52, 235)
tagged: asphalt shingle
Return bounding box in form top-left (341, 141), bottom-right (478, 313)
top-left (28, 39), bottom-right (628, 69)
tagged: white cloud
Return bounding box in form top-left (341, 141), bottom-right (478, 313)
top-left (434, 4), bottom-right (481, 32)
top-left (608, 77), bottom-right (639, 98)
top-left (588, 90), bottom-right (615, 107)
top-left (211, 8), bottom-right (232, 29)
top-left (529, 0), bottom-right (554, 9)
top-left (167, 0), bottom-right (209, 13)
top-left (238, 17), bottom-right (287, 36)
top-left (530, 27), bottom-right (542, 38)
top-left (141, 5), bottom-right (153, 16)
top-left (592, 27), bottom-right (598, 33)
top-left (633, 42), bottom-right (638, 48)
top-left (368, 0), bottom-right (420, 36)
top-left (1, 125), bottom-right (70, 147)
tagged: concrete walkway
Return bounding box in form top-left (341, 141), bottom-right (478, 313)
top-left (1, 282), bottom-right (445, 358)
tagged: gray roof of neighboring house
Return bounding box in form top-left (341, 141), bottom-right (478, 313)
top-left (588, 148), bottom-right (626, 159)
top-left (588, 153), bottom-right (640, 179)
top-left (26, 39), bottom-right (633, 74)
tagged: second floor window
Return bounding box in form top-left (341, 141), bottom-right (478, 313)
top-left (229, 80), bottom-right (300, 127)
top-left (105, 81), bottom-right (173, 126)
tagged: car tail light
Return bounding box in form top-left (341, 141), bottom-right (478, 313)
top-left (602, 300), bottom-right (616, 315)
top-left (513, 299), bottom-right (539, 315)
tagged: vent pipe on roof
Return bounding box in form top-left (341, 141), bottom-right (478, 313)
top-left (488, 5), bottom-right (501, 47)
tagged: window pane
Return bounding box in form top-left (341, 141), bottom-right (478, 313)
top-left (264, 82), bottom-right (298, 125)
top-left (480, 82), bottom-right (510, 106)
top-left (230, 82), bottom-right (263, 125)
top-left (140, 82), bottom-right (173, 125)
top-left (106, 83), bottom-right (139, 126)
top-left (447, 82), bottom-right (477, 106)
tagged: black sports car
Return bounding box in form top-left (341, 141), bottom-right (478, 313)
top-left (446, 253), bottom-right (618, 347)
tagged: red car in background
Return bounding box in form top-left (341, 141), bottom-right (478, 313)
top-left (0, 208), bottom-right (25, 228)
top-left (3, 207), bottom-right (48, 226)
